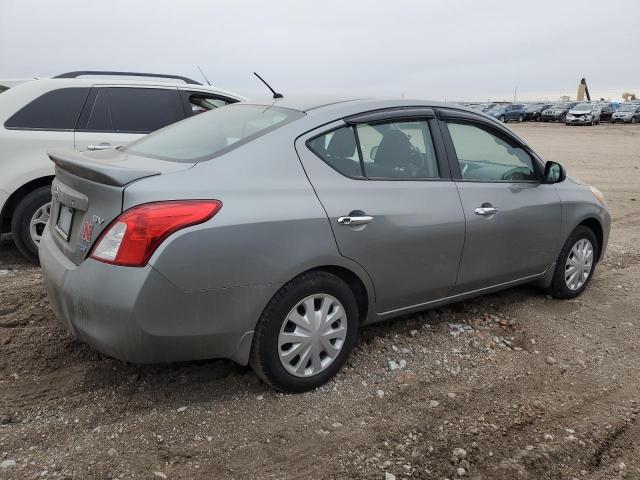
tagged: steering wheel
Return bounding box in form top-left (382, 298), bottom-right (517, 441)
top-left (501, 168), bottom-right (528, 181)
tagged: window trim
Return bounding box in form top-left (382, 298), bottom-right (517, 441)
top-left (437, 111), bottom-right (545, 183)
top-left (305, 114), bottom-right (451, 182)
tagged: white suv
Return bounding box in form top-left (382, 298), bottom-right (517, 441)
top-left (0, 71), bottom-right (245, 262)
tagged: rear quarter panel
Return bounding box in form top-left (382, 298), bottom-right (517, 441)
top-left (123, 130), bottom-right (375, 304)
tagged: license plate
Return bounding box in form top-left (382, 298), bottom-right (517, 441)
top-left (55, 205), bottom-right (74, 241)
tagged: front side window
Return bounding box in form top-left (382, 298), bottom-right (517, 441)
top-left (107, 87), bottom-right (184, 133)
top-left (127, 104), bottom-right (303, 162)
top-left (5, 88), bottom-right (90, 130)
top-left (308, 119), bottom-right (439, 180)
top-left (446, 122), bottom-right (537, 182)
top-left (187, 93), bottom-right (232, 115)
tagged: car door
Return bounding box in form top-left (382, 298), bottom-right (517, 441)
top-left (295, 109), bottom-right (466, 315)
top-left (438, 110), bottom-right (562, 293)
top-left (74, 86), bottom-right (185, 151)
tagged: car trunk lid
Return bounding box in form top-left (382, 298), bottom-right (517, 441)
top-left (48, 148), bottom-right (194, 265)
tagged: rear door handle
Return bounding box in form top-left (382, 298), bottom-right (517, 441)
top-left (474, 207), bottom-right (498, 216)
top-left (338, 215), bottom-right (374, 226)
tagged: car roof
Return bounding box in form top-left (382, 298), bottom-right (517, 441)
top-left (243, 95), bottom-right (464, 114)
top-left (4, 77), bottom-right (246, 101)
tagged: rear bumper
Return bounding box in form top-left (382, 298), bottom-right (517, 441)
top-left (39, 227), bottom-right (270, 365)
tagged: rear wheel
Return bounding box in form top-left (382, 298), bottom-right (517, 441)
top-left (11, 186), bottom-right (52, 264)
top-left (250, 271), bottom-right (359, 393)
top-left (550, 226), bottom-right (597, 299)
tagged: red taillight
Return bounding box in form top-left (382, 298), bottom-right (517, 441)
top-left (90, 200), bottom-right (222, 267)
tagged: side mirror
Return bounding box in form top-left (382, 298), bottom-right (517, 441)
top-left (543, 161), bottom-right (566, 184)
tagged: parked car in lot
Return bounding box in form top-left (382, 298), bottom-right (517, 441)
top-left (525, 103), bottom-right (552, 121)
top-left (541, 102), bottom-right (578, 122)
top-left (0, 71), bottom-right (244, 263)
top-left (565, 103), bottom-right (601, 126)
top-left (611, 103), bottom-right (640, 123)
top-left (487, 103), bottom-right (526, 122)
top-left (40, 97), bottom-right (611, 392)
top-left (599, 104), bottom-right (617, 122)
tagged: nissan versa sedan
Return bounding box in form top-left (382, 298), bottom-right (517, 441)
top-left (40, 98), bottom-right (611, 393)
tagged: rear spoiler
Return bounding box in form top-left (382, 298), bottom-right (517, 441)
top-left (48, 149), bottom-right (160, 187)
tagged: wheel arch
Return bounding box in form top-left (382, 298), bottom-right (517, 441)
top-left (0, 176), bottom-right (54, 233)
top-left (577, 217), bottom-right (604, 261)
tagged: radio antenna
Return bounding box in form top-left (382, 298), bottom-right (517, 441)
top-left (197, 66), bottom-right (211, 86)
top-left (253, 72), bottom-right (283, 99)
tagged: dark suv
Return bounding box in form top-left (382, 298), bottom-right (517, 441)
top-left (541, 102), bottom-right (578, 123)
top-left (525, 103), bottom-right (552, 121)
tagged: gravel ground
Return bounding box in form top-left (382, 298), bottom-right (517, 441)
top-left (1, 122), bottom-right (639, 480)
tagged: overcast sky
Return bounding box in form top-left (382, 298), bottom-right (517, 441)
top-left (1, 0), bottom-right (639, 101)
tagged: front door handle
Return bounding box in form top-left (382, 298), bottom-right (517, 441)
top-left (338, 215), bottom-right (374, 226)
top-left (474, 206), bottom-right (498, 216)
top-left (87, 143), bottom-right (114, 151)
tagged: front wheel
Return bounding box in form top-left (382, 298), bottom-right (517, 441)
top-left (499, 115), bottom-right (505, 122)
top-left (518, 115), bottom-right (524, 122)
top-left (11, 185), bottom-right (52, 264)
top-left (632, 117), bottom-right (637, 124)
top-left (250, 271), bottom-right (359, 393)
top-left (549, 226), bottom-right (598, 299)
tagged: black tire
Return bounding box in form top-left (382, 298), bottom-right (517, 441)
top-left (559, 114), bottom-right (566, 123)
top-left (518, 115), bottom-right (524, 122)
top-left (250, 271), bottom-right (359, 393)
top-left (632, 117), bottom-right (637, 124)
top-left (11, 186), bottom-right (52, 264)
top-left (549, 226), bottom-right (598, 299)
top-left (499, 115), bottom-right (505, 122)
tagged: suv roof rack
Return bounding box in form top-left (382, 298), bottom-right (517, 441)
top-left (53, 71), bottom-right (202, 85)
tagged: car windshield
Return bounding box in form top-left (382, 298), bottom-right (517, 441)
top-left (573, 103), bottom-right (592, 110)
top-left (526, 104), bottom-right (542, 111)
top-left (619, 104), bottom-right (637, 112)
top-left (126, 104), bottom-right (304, 162)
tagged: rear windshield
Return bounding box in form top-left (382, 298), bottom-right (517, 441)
top-left (126, 104), bottom-right (304, 162)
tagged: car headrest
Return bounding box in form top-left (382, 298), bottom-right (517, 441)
top-left (326, 128), bottom-right (356, 157)
top-left (375, 130), bottom-right (412, 167)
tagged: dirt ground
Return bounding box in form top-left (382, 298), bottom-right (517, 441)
top-left (1, 122), bottom-right (640, 480)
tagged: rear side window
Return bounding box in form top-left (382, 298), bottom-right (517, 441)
top-left (107, 87), bottom-right (184, 133)
top-left (357, 120), bottom-right (439, 179)
top-left (81, 89), bottom-right (113, 131)
top-left (127, 104), bottom-right (304, 162)
top-left (308, 119), bottom-right (440, 180)
top-left (5, 88), bottom-right (90, 130)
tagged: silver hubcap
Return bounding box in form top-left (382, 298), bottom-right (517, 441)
top-left (29, 202), bottom-right (51, 246)
top-left (278, 294), bottom-right (347, 378)
top-left (565, 238), bottom-right (594, 291)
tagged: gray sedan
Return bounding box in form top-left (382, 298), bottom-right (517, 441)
top-left (39, 98), bottom-right (611, 392)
